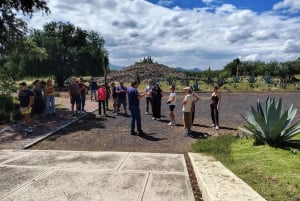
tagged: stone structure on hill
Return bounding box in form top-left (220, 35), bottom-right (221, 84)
top-left (107, 63), bottom-right (185, 82)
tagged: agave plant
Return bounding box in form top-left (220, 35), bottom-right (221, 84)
top-left (193, 79), bottom-right (200, 91)
top-left (239, 97), bottom-right (300, 147)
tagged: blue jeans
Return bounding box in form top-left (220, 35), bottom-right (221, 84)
top-left (45, 95), bottom-right (55, 114)
top-left (129, 106), bottom-right (142, 132)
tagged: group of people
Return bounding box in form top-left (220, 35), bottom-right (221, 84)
top-left (124, 79), bottom-right (221, 137)
top-left (18, 79), bottom-right (56, 133)
top-left (18, 77), bottom-right (221, 136)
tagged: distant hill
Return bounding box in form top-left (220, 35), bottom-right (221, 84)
top-left (107, 63), bottom-right (185, 82)
top-left (175, 67), bottom-right (202, 72)
top-left (109, 64), bottom-right (123, 70)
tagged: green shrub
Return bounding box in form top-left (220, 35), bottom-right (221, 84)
top-left (239, 97), bottom-right (300, 147)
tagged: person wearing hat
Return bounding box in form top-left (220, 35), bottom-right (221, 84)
top-left (182, 86), bottom-right (193, 136)
top-left (18, 82), bottom-right (34, 133)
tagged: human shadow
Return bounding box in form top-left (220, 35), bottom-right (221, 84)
top-left (189, 131), bottom-right (211, 139)
top-left (192, 123), bottom-right (209, 128)
top-left (220, 126), bottom-right (237, 131)
top-left (138, 132), bottom-right (167, 142)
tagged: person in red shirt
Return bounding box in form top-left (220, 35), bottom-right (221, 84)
top-left (98, 83), bottom-right (107, 116)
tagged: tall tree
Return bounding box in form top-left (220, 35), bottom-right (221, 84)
top-left (0, 0), bottom-right (49, 57)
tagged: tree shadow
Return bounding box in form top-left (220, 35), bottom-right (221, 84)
top-left (138, 132), bottom-right (168, 142)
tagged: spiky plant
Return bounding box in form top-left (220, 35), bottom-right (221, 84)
top-left (263, 72), bottom-right (272, 84)
top-left (193, 79), bottom-right (200, 91)
top-left (232, 75), bottom-right (241, 83)
top-left (217, 77), bottom-right (225, 87)
top-left (239, 97), bottom-right (300, 147)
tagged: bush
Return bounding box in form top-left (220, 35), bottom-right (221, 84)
top-left (239, 97), bottom-right (300, 147)
top-left (0, 95), bottom-right (21, 124)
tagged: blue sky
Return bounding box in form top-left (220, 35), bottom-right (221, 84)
top-left (27, 0), bottom-right (300, 70)
top-left (149, 0), bottom-right (280, 12)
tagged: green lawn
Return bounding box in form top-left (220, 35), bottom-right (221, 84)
top-left (192, 135), bottom-right (300, 201)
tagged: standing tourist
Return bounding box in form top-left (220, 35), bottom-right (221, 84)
top-left (44, 80), bottom-right (56, 115)
top-left (79, 78), bottom-right (87, 112)
top-left (31, 80), bottom-right (44, 116)
top-left (210, 86), bottom-right (221, 130)
top-left (151, 83), bottom-right (163, 120)
top-left (182, 87), bottom-right (193, 136)
top-left (18, 82), bottom-right (34, 133)
top-left (90, 78), bottom-right (98, 101)
top-left (98, 83), bottom-right (107, 116)
top-left (167, 86), bottom-right (176, 126)
top-left (144, 79), bottom-right (152, 115)
top-left (105, 82), bottom-right (111, 110)
top-left (116, 81), bottom-right (128, 115)
top-left (191, 87), bottom-right (200, 124)
top-left (127, 81), bottom-right (145, 135)
top-left (111, 82), bottom-right (117, 113)
top-left (68, 77), bottom-right (80, 115)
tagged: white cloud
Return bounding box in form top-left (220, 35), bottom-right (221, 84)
top-left (273, 0), bottom-right (300, 13)
top-left (26, 0), bottom-right (300, 70)
top-left (158, 0), bottom-right (174, 7)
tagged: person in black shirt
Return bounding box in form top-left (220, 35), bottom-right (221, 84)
top-left (18, 82), bottom-right (34, 133)
top-left (111, 82), bottom-right (117, 113)
top-left (151, 83), bottom-right (163, 120)
top-left (210, 86), bottom-right (221, 130)
top-left (31, 80), bottom-right (44, 116)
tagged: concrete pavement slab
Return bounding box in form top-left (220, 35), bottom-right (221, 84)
top-left (189, 153), bottom-right (266, 201)
top-left (143, 173), bottom-right (195, 201)
top-left (2, 169), bottom-right (147, 201)
top-left (0, 150), bottom-right (195, 201)
top-left (120, 152), bottom-right (187, 174)
top-left (0, 166), bottom-right (48, 199)
top-left (3, 150), bottom-right (128, 170)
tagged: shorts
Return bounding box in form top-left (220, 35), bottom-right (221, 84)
top-left (117, 99), bottom-right (127, 108)
top-left (20, 107), bottom-right (32, 114)
top-left (70, 95), bottom-right (80, 105)
top-left (169, 105), bottom-right (175, 111)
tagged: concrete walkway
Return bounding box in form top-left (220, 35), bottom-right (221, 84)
top-left (0, 150), bottom-right (194, 201)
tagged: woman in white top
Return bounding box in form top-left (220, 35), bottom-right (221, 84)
top-left (182, 87), bottom-right (193, 136)
top-left (167, 86), bottom-right (176, 126)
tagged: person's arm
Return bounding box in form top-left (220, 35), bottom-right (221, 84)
top-left (182, 96), bottom-right (187, 105)
top-left (28, 95), bottom-right (34, 108)
top-left (193, 92), bottom-right (200, 102)
top-left (217, 93), bottom-right (221, 110)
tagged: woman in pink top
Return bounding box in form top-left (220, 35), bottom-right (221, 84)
top-left (98, 84), bottom-right (107, 116)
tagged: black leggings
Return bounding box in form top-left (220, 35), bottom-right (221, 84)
top-left (99, 100), bottom-right (106, 115)
top-left (210, 104), bottom-right (219, 126)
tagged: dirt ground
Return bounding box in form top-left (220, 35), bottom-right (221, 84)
top-left (31, 92), bottom-right (300, 153)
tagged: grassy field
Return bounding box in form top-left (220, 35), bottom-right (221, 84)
top-left (192, 135), bottom-right (300, 201)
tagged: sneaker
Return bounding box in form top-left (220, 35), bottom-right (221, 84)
top-left (168, 122), bottom-right (173, 126)
top-left (156, 118), bottom-right (161, 121)
top-left (183, 129), bottom-right (189, 137)
top-left (24, 127), bottom-right (33, 133)
top-left (138, 130), bottom-right (144, 135)
top-left (131, 131), bottom-right (137, 135)
top-left (145, 112), bottom-right (149, 115)
top-left (216, 126), bottom-right (220, 130)
top-left (152, 117), bottom-right (156, 120)
top-left (171, 122), bottom-right (176, 126)
top-left (211, 124), bottom-right (215, 127)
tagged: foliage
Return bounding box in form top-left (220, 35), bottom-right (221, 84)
top-left (166, 74), bottom-right (176, 86)
top-left (232, 75), bottom-right (241, 83)
top-left (192, 79), bottom-right (200, 91)
top-left (135, 56), bottom-right (156, 65)
top-left (0, 67), bottom-right (18, 96)
top-left (0, 0), bottom-right (49, 57)
top-left (0, 95), bottom-right (21, 124)
top-left (217, 76), bottom-right (226, 87)
top-left (16, 21), bottom-right (108, 87)
top-left (263, 71), bottom-right (272, 84)
top-left (239, 97), bottom-right (300, 147)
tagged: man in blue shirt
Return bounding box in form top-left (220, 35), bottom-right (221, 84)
top-left (127, 81), bottom-right (145, 135)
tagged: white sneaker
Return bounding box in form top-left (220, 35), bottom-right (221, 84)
top-left (216, 126), bottom-right (219, 130)
top-left (145, 112), bottom-right (149, 115)
top-left (24, 127), bottom-right (33, 133)
top-left (211, 124), bottom-right (215, 127)
top-left (168, 122), bottom-right (173, 126)
top-left (152, 117), bottom-right (156, 120)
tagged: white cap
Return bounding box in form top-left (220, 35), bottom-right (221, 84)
top-left (183, 87), bottom-right (190, 90)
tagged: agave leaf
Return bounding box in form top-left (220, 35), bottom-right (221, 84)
top-left (256, 99), bottom-right (265, 120)
top-left (281, 120), bottom-right (300, 141)
top-left (267, 99), bottom-right (280, 129)
top-left (251, 107), bottom-right (268, 138)
top-left (276, 98), bottom-right (283, 117)
top-left (269, 110), bottom-right (289, 141)
top-left (238, 126), bottom-right (255, 136)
